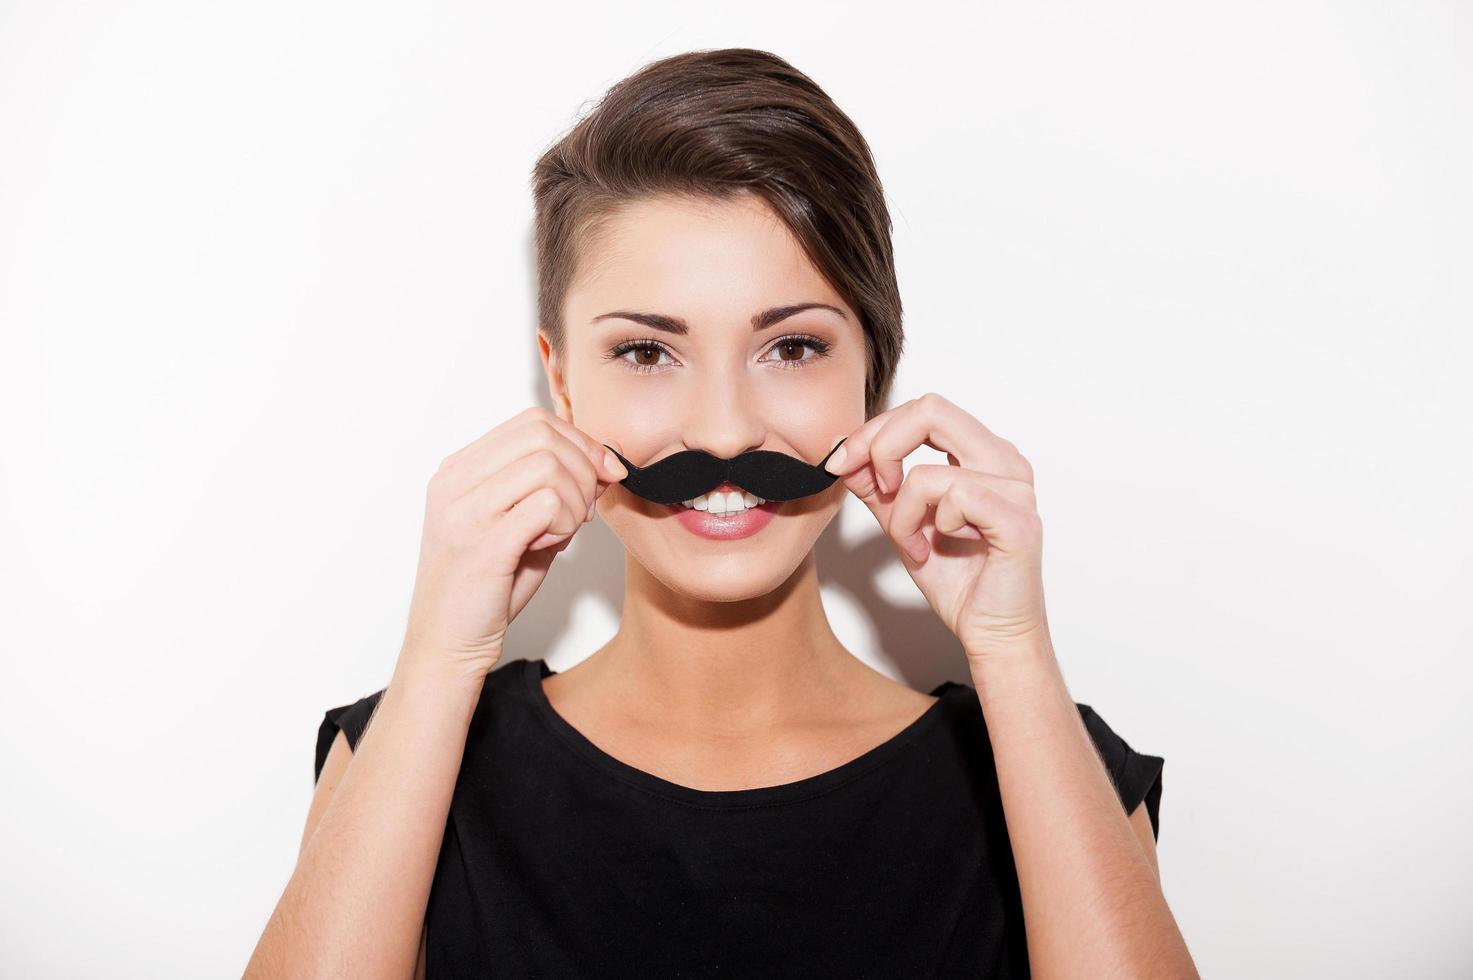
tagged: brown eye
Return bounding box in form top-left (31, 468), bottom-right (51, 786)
top-left (763, 335), bottom-right (832, 370)
top-left (608, 339), bottom-right (676, 374)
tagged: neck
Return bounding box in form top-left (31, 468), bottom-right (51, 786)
top-left (590, 549), bottom-right (859, 737)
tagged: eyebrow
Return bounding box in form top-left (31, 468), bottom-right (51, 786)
top-left (590, 302), bottom-right (847, 336)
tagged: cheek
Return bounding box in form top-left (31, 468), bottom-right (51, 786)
top-left (565, 378), bottom-right (667, 463)
top-left (790, 480), bottom-right (847, 520)
top-left (782, 373), bottom-right (866, 444)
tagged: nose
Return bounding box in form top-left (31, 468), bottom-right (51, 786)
top-left (679, 365), bottom-right (769, 462)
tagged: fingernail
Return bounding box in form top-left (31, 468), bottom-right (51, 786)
top-left (586, 498), bottom-right (597, 522)
top-left (824, 443), bottom-right (847, 474)
top-left (604, 449), bottom-right (628, 480)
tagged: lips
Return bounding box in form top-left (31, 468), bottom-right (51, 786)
top-left (663, 496), bottom-right (778, 540)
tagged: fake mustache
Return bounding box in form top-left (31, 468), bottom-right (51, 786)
top-left (602, 438), bottom-right (849, 505)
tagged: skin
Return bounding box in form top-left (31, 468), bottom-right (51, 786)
top-left (537, 190), bottom-right (939, 784)
top-left (540, 189), bottom-right (1196, 975)
top-left (255, 189), bottom-right (1195, 978)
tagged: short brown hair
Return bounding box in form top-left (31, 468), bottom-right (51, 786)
top-left (531, 48), bottom-right (905, 419)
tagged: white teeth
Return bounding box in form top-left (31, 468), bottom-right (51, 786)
top-left (680, 490), bottom-right (768, 514)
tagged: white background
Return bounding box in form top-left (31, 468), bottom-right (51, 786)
top-left (3, 1), bottom-right (1469, 976)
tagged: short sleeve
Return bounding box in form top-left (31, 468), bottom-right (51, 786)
top-left (314, 689), bottom-right (386, 784)
top-left (1075, 703), bottom-right (1165, 841)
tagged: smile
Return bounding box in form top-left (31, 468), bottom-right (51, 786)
top-left (662, 482), bottom-right (779, 540)
top-left (675, 484), bottom-right (769, 515)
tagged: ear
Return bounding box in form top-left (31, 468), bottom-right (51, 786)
top-left (537, 328), bottom-right (575, 425)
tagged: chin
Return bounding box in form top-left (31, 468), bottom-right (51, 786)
top-left (617, 524), bottom-right (818, 601)
top-left (645, 556), bottom-right (807, 604)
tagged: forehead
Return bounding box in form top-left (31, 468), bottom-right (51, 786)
top-left (569, 192), bottom-right (844, 315)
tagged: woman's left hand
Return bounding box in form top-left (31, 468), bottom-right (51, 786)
top-left (824, 393), bottom-right (1050, 665)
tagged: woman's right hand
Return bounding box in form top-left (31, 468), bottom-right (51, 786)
top-left (395, 407), bottom-right (627, 682)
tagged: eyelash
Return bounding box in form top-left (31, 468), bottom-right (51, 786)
top-left (606, 334), bottom-right (834, 374)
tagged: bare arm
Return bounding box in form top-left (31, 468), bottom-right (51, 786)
top-left (1128, 800), bottom-right (1160, 883)
top-left (971, 638), bottom-right (1196, 979)
top-left (293, 729), bottom-right (431, 979)
top-left (246, 657), bottom-right (484, 979)
top-left (244, 407), bottom-right (620, 977)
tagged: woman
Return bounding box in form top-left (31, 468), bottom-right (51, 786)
top-left (249, 48), bottom-right (1196, 977)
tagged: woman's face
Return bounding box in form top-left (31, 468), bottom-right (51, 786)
top-left (541, 191), bottom-right (868, 601)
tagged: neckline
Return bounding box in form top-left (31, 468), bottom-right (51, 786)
top-left (522, 657), bottom-right (959, 809)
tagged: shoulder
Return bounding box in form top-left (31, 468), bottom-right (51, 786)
top-left (314, 689), bottom-right (384, 783)
top-left (934, 684), bottom-right (1167, 842)
top-left (1074, 704), bottom-right (1165, 824)
top-left (312, 658), bottom-right (536, 782)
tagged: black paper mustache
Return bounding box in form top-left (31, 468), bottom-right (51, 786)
top-left (602, 438), bottom-right (849, 505)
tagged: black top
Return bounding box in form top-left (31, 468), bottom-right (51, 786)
top-left (314, 657), bottom-right (1164, 977)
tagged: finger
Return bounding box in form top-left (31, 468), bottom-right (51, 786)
top-left (503, 487), bottom-right (574, 554)
top-left (439, 414), bottom-right (604, 509)
top-left (547, 412), bottom-right (630, 483)
top-left (443, 450), bottom-right (591, 550)
top-left (528, 529), bottom-right (574, 551)
top-left (822, 408), bottom-right (912, 530)
top-left (511, 412), bottom-right (618, 491)
top-left (890, 466), bottom-right (1039, 562)
top-left (485, 407), bottom-right (625, 483)
top-left (464, 485), bottom-right (566, 558)
top-left (869, 394), bottom-right (1030, 493)
top-left (823, 403), bottom-right (904, 477)
top-left (494, 450), bottom-right (593, 532)
top-left (834, 393), bottom-right (1032, 495)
